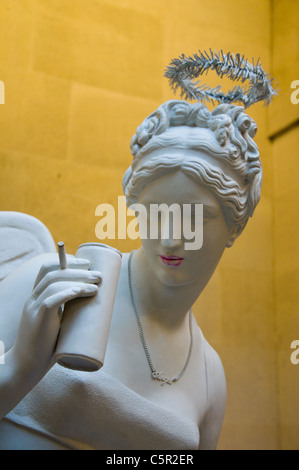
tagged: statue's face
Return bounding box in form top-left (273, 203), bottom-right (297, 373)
top-left (137, 170), bottom-right (232, 287)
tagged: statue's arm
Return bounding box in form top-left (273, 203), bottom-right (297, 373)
top-left (0, 253), bottom-right (101, 420)
top-left (198, 341), bottom-right (227, 450)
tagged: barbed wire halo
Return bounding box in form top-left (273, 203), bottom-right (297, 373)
top-left (164, 49), bottom-right (277, 108)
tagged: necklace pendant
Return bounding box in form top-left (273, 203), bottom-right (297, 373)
top-left (152, 371), bottom-right (173, 386)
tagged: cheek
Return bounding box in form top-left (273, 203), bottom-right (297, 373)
top-left (141, 235), bottom-right (158, 247)
top-left (200, 222), bottom-right (228, 259)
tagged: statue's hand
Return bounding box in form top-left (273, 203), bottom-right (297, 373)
top-left (12, 254), bottom-right (101, 380)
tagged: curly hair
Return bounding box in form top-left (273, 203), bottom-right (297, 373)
top-left (123, 100), bottom-right (262, 242)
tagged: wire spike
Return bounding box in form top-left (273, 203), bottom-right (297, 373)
top-left (164, 49), bottom-right (278, 108)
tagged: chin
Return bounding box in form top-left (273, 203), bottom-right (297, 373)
top-left (155, 265), bottom-right (194, 287)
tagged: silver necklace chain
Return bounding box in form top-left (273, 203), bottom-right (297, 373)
top-left (127, 251), bottom-right (193, 386)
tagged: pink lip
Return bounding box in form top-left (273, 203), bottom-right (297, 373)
top-left (160, 255), bottom-right (184, 267)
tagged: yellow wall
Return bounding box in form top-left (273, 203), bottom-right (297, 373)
top-left (0, 0), bottom-right (298, 449)
top-left (270, 0), bottom-right (299, 449)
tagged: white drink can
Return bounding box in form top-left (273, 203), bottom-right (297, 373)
top-left (55, 243), bottom-right (122, 371)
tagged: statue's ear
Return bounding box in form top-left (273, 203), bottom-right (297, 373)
top-left (225, 225), bottom-right (241, 248)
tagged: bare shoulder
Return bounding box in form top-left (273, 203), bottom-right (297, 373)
top-left (202, 336), bottom-right (226, 406)
top-left (197, 330), bottom-right (227, 449)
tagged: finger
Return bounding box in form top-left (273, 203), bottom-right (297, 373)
top-left (34, 257), bottom-right (91, 288)
top-left (33, 269), bottom-right (102, 299)
top-left (39, 282), bottom-right (99, 312)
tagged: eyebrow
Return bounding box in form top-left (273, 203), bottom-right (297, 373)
top-left (140, 201), bottom-right (220, 215)
top-left (141, 200), bottom-right (217, 207)
top-left (187, 204), bottom-right (220, 215)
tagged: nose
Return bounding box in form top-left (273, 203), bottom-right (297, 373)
top-left (160, 236), bottom-right (183, 252)
top-left (160, 215), bottom-right (183, 252)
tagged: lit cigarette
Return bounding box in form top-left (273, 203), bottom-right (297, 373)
top-left (58, 241), bottom-right (67, 269)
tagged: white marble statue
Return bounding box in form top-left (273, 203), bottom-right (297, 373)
top-left (0, 99), bottom-right (262, 450)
